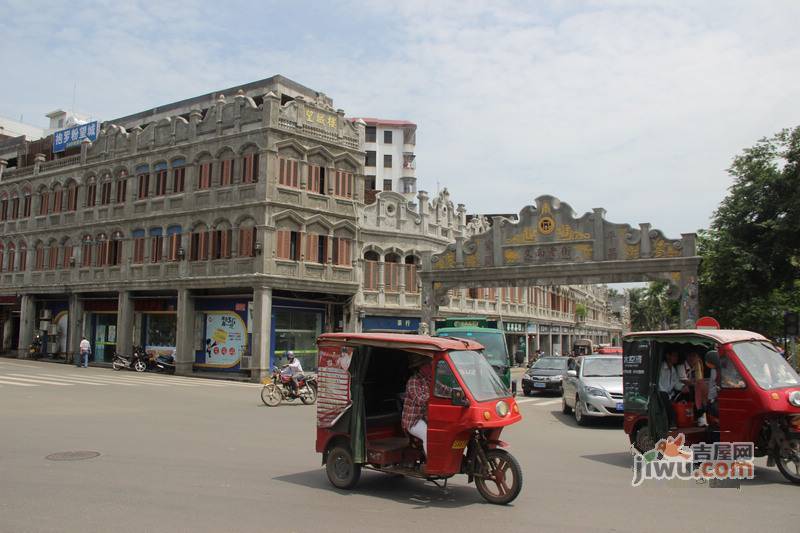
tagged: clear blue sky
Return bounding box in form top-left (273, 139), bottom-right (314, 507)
top-left (3, 0), bottom-right (800, 237)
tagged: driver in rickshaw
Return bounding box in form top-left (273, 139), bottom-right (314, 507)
top-left (402, 356), bottom-right (431, 456)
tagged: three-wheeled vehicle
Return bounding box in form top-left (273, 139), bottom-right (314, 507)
top-left (315, 333), bottom-right (523, 504)
top-left (623, 329), bottom-right (800, 483)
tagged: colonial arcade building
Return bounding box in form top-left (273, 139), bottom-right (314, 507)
top-left (0, 76), bottom-right (625, 380)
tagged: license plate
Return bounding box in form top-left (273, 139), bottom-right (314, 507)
top-left (533, 382), bottom-right (546, 388)
top-left (616, 402), bottom-right (624, 411)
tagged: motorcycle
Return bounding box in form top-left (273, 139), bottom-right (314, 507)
top-left (28, 335), bottom-right (44, 359)
top-left (112, 345), bottom-right (150, 372)
top-left (154, 354), bottom-right (176, 373)
top-left (261, 367), bottom-right (317, 406)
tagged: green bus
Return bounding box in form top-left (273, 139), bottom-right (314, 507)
top-left (435, 321), bottom-right (512, 390)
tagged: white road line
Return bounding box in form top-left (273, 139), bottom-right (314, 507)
top-left (13, 373), bottom-right (107, 386)
top-left (0, 378), bottom-right (37, 387)
top-left (515, 398), bottom-right (543, 404)
top-left (1, 374), bottom-right (74, 386)
top-left (0, 361), bottom-right (38, 368)
top-left (537, 399), bottom-right (562, 406)
top-left (36, 373), bottom-right (146, 387)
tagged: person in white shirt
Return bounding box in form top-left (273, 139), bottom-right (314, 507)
top-left (78, 337), bottom-right (91, 368)
top-left (658, 351), bottom-right (687, 428)
top-left (281, 351), bottom-right (304, 396)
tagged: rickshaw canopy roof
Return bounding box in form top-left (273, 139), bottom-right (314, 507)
top-left (624, 329), bottom-right (768, 345)
top-left (318, 332), bottom-right (484, 353)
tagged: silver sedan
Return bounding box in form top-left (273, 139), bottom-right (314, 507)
top-left (561, 356), bottom-right (624, 426)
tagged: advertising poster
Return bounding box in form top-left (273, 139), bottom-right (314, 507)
top-left (204, 311), bottom-right (247, 367)
top-left (316, 344), bottom-right (353, 428)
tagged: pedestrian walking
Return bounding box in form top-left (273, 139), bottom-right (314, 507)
top-left (78, 336), bottom-right (91, 368)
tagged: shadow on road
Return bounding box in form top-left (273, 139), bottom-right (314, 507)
top-left (274, 469), bottom-right (490, 509)
top-left (580, 452), bottom-right (632, 470)
top-left (548, 410), bottom-right (625, 431)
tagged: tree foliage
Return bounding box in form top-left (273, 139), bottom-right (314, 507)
top-left (699, 127), bottom-right (800, 338)
top-left (628, 280), bottom-right (679, 331)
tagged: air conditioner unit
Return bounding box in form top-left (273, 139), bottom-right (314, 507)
top-left (47, 342), bottom-right (58, 354)
top-left (47, 324), bottom-right (59, 336)
top-left (39, 320), bottom-right (51, 331)
top-left (40, 309), bottom-right (52, 320)
top-left (240, 356), bottom-right (251, 370)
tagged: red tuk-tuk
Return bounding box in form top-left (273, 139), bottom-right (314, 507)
top-left (315, 333), bottom-right (523, 504)
top-left (623, 329), bottom-right (800, 483)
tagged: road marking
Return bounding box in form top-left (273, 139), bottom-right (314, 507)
top-left (36, 373), bottom-right (143, 387)
top-left (516, 397), bottom-right (562, 406)
top-left (14, 373), bottom-right (107, 386)
top-left (0, 378), bottom-right (37, 387)
top-left (2, 374), bottom-right (74, 386)
top-left (537, 399), bottom-right (562, 406)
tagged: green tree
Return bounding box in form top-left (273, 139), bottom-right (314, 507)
top-left (699, 127), bottom-right (800, 338)
top-left (627, 280), bottom-right (679, 331)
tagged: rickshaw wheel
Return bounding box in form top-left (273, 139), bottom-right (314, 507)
top-left (261, 384), bottom-right (282, 407)
top-left (475, 449), bottom-right (523, 505)
top-left (634, 424), bottom-right (655, 454)
top-left (326, 446), bottom-right (361, 489)
top-left (775, 440), bottom-right (800, 484)
top-left (300, 385), bottom-right (317, 405)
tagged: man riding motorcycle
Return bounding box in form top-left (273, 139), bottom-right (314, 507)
top-left (281, 351), bottom-right (304, 397)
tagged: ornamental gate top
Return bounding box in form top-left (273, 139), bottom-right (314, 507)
top-left (429, 195), bottom-right (695, 271)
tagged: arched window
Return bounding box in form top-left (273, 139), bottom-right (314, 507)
top-left (22, 187), bottom-right (32, 217)
top-left (132, 229), bottom-right (145, 264)
top-left (85, 177), bottom-right (97, 207)
top-left (167, 225), bottom-right (182, 261)
top-left (384, 253), bottom-right (401, 292)
top-left (237, 220), bottom-right (256, 258)
top-left (51, 184), bottom-right (63, 214)
top-left (66, 181), bottom-right (78, 211)
top-left (115, 170), bottom-right (128, 204)
top-left (210, 221), bottom-right (232, 260)
top-left (154, 162), bottom-right (168, 196)
top-left (47, 240), bottom-right (59, 270)
top-left (61, 239), bottom-right (74, 269)
top-left (18, 241), bottom-right (27, 271)
top-left (38, 187), bottom-right (49, 216)
top-left (0, 192), bottom-right (8, 221)
top-left (136, 164), bottom-right (150, 200)
top-left (218, 150), bottom-right (235, 187)
top-left (100, 175), bottom-right (113, 205)
top-left (10, 192), bottom-right (19, 219)
top-left (197, 157), bottom-right (212, 190)
top-left (190, 224), bottom-right (209, 261)
top-left (109, 232), bottom-right (123, 266)
top-left (81, 235), bottom-right (92, 267)
top-left (241, 147), bottom-right (259, 184)
top-left (95, 233), bottom-right (108, 267)
top-left (331, 228), bottom-right (353, 267)
top-left (149, 227), bottom-right (163, 263)
top-left (274, 219), bottom-right (300, 260)
top-left (6, 242), bottom-right (15, 271)
top-left (34, 241), bottom-right (45, 270)
top-left (0, 242), bottom-right (4, 272)
top-left (171, 159), bottom-right (186, 193)
top-left (278, 156), bottom-right (299, 188)
top-left (363, 250), bottom-right (380, 290)
top-left (404, 255), bottom-right (419, 293)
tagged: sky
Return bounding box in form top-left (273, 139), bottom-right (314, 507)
top-left (3, 0), bottom-right (800, 237)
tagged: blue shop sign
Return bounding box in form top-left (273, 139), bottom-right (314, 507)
top-left (363, 315), bottom-right (419, 332)
top-left (52, 121), bottom-right (98, 153)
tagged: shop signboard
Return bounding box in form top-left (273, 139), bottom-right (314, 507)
top-left (504, 322), bottom-right (526, 333)
top-left (52, 121), bottom-right (98, 153)
top-left (540, 325), bottom-right (550, 334)
top-left (204, 311), bottom-right (247, 367)
top-left (526, 323), bottom-right (536, 334)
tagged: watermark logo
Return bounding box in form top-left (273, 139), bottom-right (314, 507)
top-left (632, 433), bottom-right (755, 486)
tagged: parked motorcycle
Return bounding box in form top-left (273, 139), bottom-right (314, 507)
top-left (28, 335), bottom-right (43, 359)
top-left (261, 367), bottom-right (317, 406)
top-left (154, 354), bottom-right (176, 373)
top-left (112, 345), bottom-right (150, 372)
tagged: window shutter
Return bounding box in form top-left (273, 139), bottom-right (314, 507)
top-left (305, 233), bottom-right (317, 262)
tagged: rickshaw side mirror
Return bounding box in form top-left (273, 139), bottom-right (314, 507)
top-left (451, 388), bottom-right (470, 407)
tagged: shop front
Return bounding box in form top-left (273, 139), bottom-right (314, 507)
top-left (194, 297), bottom-right (251, 372)
top-left (271, 299), bottom-right (326, 373)
top-left (36, 298), bottom-right (69, 358)
top-left (502, 320), bottom-right (527, 362)
top-left (134, 298), bottom-right (178, 358)
top-left (84, 298), bottom-right (119, 363)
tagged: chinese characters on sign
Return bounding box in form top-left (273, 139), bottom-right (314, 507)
top-left (52, 121), bottom-right (99, 153)
top-left (305, 109), bottom-right (337, 129)
top-left (204, 312), bottom-right (247, 366)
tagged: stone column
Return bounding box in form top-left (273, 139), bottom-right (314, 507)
top-left (68, 294), bottom-right (84, 364)
top-left (17, 294), bottom-right (35, 358)
top-left (175, 289), bottom-right (195, 375)
top-left (679, 270), bottom-right (699, 328)
top-left (116, 290), bottom-right (134, 354)
top-left (250, 286), bottom-right (272, 382)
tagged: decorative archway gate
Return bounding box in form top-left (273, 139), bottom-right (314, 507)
top-left (419, 195), bottom-right (700, 332)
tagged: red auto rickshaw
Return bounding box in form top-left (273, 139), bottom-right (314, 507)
top-left (315, 333), bottom-right (523, 504)
top-left (623, 329), bottom-right (800, 483)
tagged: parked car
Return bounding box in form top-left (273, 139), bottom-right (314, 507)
top-left (561, 356), bottom-right (623, 426)
top-left (521, 356), bottom-right (569, 395)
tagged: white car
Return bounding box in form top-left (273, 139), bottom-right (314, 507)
top-left (561, 356), bottom-right (624, 426)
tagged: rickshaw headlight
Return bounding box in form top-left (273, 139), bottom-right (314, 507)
top-left (496, 401), bottom-right (510, 417)
top-left (788, 391), bottom-right (800, 408)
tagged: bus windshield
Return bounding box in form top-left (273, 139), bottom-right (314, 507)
top-left (448, 350), bottom-right (510, 402)
top-left (732, 341), bottom-right (800, 390)
top-left (443, 331), bottom-right (508, 368)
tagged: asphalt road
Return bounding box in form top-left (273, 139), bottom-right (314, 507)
top-left (1, 358), bottom-right (799, 533)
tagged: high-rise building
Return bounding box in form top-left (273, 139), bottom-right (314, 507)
top-left (357, 118), bottom-right (417, 201)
